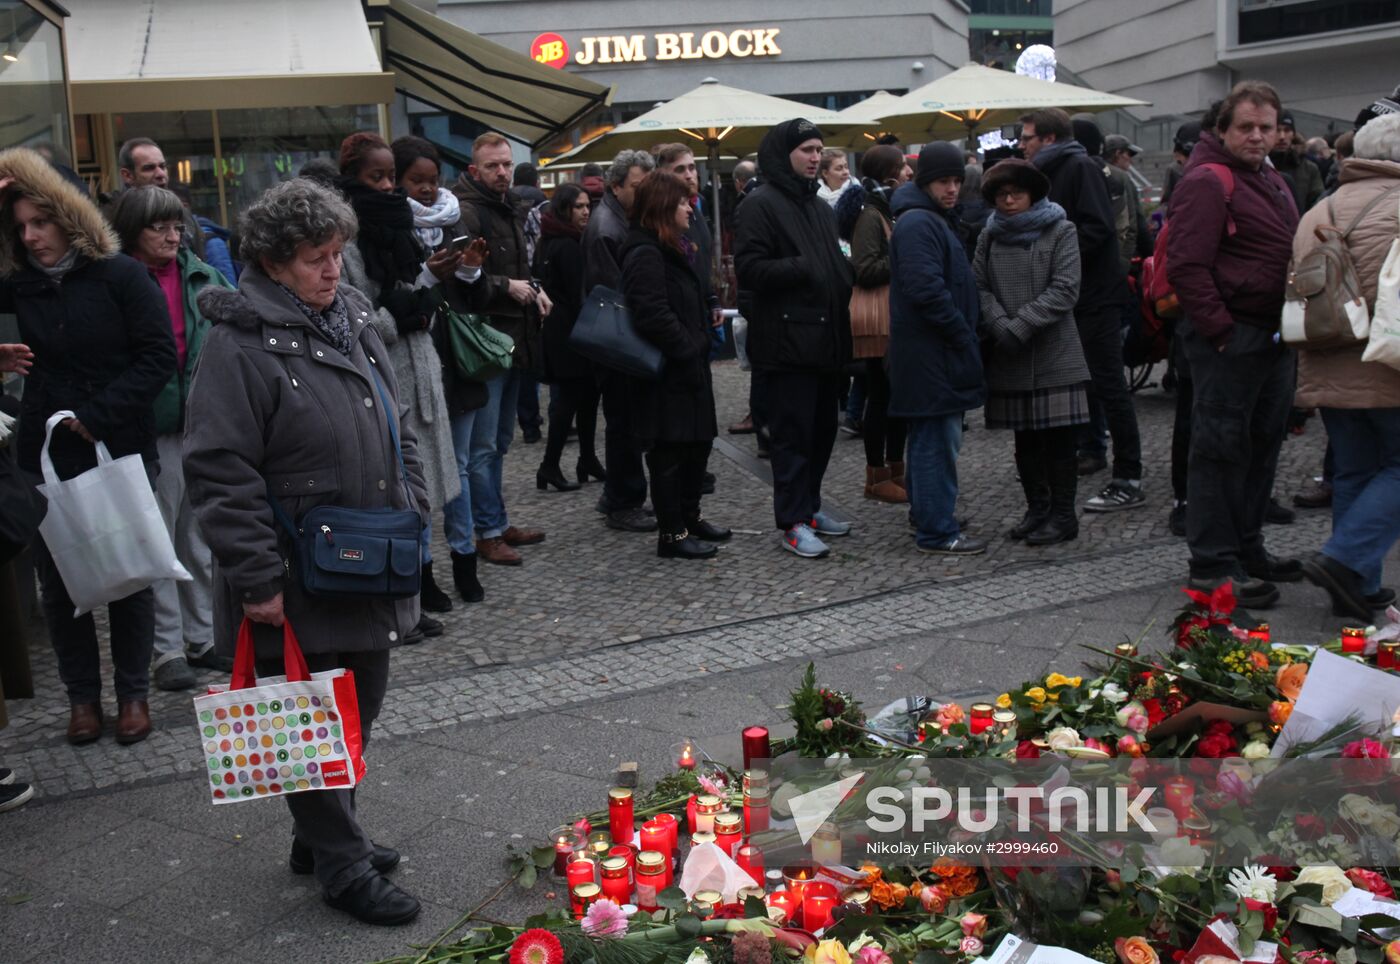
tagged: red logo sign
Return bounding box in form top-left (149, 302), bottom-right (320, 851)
top-left (531, 33), bottom-right (569, 69)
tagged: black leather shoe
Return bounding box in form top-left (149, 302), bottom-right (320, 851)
top-left (536, 464), bottom-right (581, 492)
top-left (1370, 588), bottom-right (1397, 609)
top-left (323, 871), bottom-right (420, 925)
top-left (686, 517), bottom-right (731, 542)
top-left (1303, 552), bottom-right (1371, 621)
top-left (451, 550), bottom-right (485, 604)
top-left (291, 839), bottom-right (401, 876)
top-left (419, 561), bottom-right (453, 613)
top-left (607, 507), bottom-right (658, 532)
top-left (1264, 498), bottom-right (1296, 525)
top-left (657, 532), bottom-right (718, 559)
top-left (576, 455), bottom-right (607, 483)
top-left (1245, 553), bottom-right (1304, 583)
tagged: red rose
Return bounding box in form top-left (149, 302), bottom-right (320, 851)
top-left (1243, 898), bottom-right (1278, 931)
top-left (1295, 814), bottom-right (1328, 840)
top-left (1342, 739), bottom-right (1388, 759)
top-left (1196, 733), bottom-right (1236, 758)
top-left (1346, 867), bottom-right (1396, 898)
top-left (1204, 720), bottom-right (1235, 737)
top-left (1255, 857), bottom-right (1296, 882)
top-left (1015, 740), bottom-right (1041, 759)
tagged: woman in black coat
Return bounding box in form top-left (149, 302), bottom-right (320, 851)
top-left (532, 183), bottom-right (605, 492)
top-left (619, 172), bottom-right (729, 559)
top-left (0, 147), bottom-right (176, 746)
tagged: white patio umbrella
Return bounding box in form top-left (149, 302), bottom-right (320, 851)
top-left (542, 78), bottom-right (849, 274)
top-left (833, 91), bottom-right (911, 147)
top-left (871, 63), bottom-right (1150, 147)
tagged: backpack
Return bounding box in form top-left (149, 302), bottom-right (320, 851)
top-left (1281, 186), bottom-right (1400, 349)
top-left (1142, 162), bottom-right (1235, 323)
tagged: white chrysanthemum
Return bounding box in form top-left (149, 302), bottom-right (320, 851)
top-left (1226, 865), bottom-right (1278, 902)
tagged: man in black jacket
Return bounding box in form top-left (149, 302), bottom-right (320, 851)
top-left (581, 148), bottom-right (658, 532)
top-left (734, 119), bottom-right (855, 559)
top-left (1021, 107), bottom-right (1144, 512)
top-left (443, 132), bottom-right (551, 568)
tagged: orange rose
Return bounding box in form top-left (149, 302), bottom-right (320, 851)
top-left (1250, 651), bottom-right (1270, 671)
top-left (931, 857), bottom-right (960, 878)
top-left (1115, 937), bottom-right (1160, 964)
top-left (1276, 663), bottom-right (1308, 702)
top-left (870, 878), bottom-right (898, 910)
top-left (946, 874), bottom-right (978, 897)
top-left (890, 882), bottom-right (910, 906)
top-left (1269, 700), bottom-right (1294, 726)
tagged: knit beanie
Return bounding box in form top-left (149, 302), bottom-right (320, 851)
top-left (915, 142), bottom-right (965, 187)
top-left (774, 118), bottom-right (824, 154)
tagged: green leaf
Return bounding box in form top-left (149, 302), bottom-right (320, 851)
top-left (912, 951), bottom-right (945, 964)
top-left (532, 845), bottom-right (558, 870)
top-left (516, 863), bottom-right (537, 890)
top-left (1119, 863), bottom-right (1140, 884)
top-left (743, 895), bottom-right (768, 918)
top-left (657, 887), bottom-right (688, 912)
top-left (1358, 912), bottom-right (1400, 930)
top-left (673, 913), bottom-right (703, 940)
top-left (1292, 903), bottom-right (1344, 932)
top-left (1336, 947), bottom-right (1358, 964)
top-left (3, 893), bottom-right (32, 905)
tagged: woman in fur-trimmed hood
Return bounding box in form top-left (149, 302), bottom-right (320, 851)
top-left (0, 146), bottom-right (177, 747)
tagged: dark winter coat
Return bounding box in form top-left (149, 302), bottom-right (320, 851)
top-left (182, 270), bottom-right (430, 660)
top-left (1034, 141), bottom-right (1124, 310)
top-left (533, 214), bottom-right (592, 382)
top-left (150, 246), bottom-right (234, 436)
top-left (582, 190), bottom-right (629, 293)
top-left (446, 174), bottom-right (541, 373)
top-left (618, 228), bottom-right (718, 447)
top-left (887, 182), bottom-right (985, 418)
top-left (1165, 132), bottom-right (1299, 345)
top-left (0, 147), bottom-right (176, 479)
top-left (733, 127), bottom-right (854, 372)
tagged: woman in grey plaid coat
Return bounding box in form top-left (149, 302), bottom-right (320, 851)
top-left (974, 159), bottom-right (1090, 546)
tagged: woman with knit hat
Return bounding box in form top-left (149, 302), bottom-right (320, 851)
top-left (973, 159), bottom-right (1089, 545)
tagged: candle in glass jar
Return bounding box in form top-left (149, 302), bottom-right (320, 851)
top-left (1163, 775), bottom-right (1196, 821)
top-left (742, 726), bottom-right (771, 770)
top-left (639, 820), bottom-right (669, 870)
top-left (676, 741), bottom-right (697, 770)
top-left (969, 702), bottom-right (994, 735)
top-left (802, 882), bottom-right (839, 932)
top-left (992, 709), bottom-right (1017, 741)
top-left (766, 889), bottom-right (796, 924)
top-left (714, 812), bottom-right (742, 856)
top-left (744, 786), bottom-right (770, 836)
top-left (635, 850), bottom-right (666, 911)
top-left (653, 812), bottom-right (679, 857)
top-left (566, 852), bottom-right (597, 892)
top-left (918, 719), bottom-right (942, 743)
top-left (783, 863), bottom-right (816, 900)
top-left (1247, 623), bottom-right (1270, 643)
top-left (599, 856), bottom-right (631, 906)
top-left (735, 843), bottom-right (764, 886)
top-left (694, 889), bottom-right (722, 920)
top-left (1381, 640), bottom-right (1398, 670)
top-left (609, 843), bottom-right (636, 877)
top-left (551, 825), bottom-right (574, 877)
top-left (1342, 626), bottom-right (1367, 654)
top-left (1115, 642), bottom-right (1138, 659)
top-left (608, 787), bottom-right (634, 846)
top-left (743, 769), bottom-right (768, 792)
top-left (691, 830), bottom-right (716, 848)
top-left (695, 794), bottom-right (723, 834)
top-left (810, 821), bottom-right (841, 866)
top-left (571, 881), bottom-right (601, 919)
top-left (686, 794), bottom-right (698, 834)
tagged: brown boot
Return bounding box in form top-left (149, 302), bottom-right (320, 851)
top-left (501, 525), bottom-right (545, 547)
top-left (115, 700), bottom-right (152, 745)
top-left (67, 703), bottom-right (103, 745)
top-left (889, 460), bottom-right (907, 487)
top-left (476, 537), bottom-right (522, 566)
top-left (864, 465), bottom-right (908, 504)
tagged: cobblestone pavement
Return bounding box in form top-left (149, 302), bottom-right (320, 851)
top-left (1, 360), bottom-right (1354, 962)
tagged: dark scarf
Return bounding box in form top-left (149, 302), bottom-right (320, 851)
top-left (1029, 138), bottom-right (1087, 173)
top-left (539, 207), bottom-right (582, 241)
top-left (338, 178), bottom-right (421, 290)
top-left (984, 198), bottom-right (1067, 247)
top-left (276, 282), bottom-right (354, 356)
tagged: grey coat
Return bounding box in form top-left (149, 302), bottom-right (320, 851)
top-left (183, 270), bottom-right (429, 660)
top-left (974, 219), bottom-right (1089, 393)
top-left (341, 243), bottom-right (460, 511)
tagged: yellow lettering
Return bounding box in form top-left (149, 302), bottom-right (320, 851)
top-left (535, 40), bottom-right (564, 64)
top-left (613, 34), bottom-right (646, 62)
top-left (655, 32), bottom-right (681, 60)
top-left (574, 35), bottom-right (598, 65)
top-left (752, 28), bottom-right (781, 56)
top-left (728, 29), bottom-right (753, 57)
top-left (700, 30), bottom-right (727, 58)
top-left (679, 31), bottom-right (704, 59)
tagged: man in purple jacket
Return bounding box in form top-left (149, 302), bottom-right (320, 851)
top-left (1166, 81), bottom-right (1301, 609)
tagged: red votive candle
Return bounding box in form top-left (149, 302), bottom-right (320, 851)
top-left (1381, 641), bottom-right (1398, 670)
top-left (969, 702), bottom-right (994, 735)
top-left (653, 811), bottom-right (679, 859)
top-left (635, 850), bottom-right (666, 911)
top-left (742, 726), bottom-right (771, 770)
top-left (1163, 775), bottom-right (1196, 821)
top-left (802, 882), bottom-right (839, 932)
top-left (714, 812), bottom-right (742, 856)
top-left (639, 820), bottom-right (669, 870)
top-left (551, 825), bottom-right (574, 877)
top-left (608, 787), bottom-right (634, 847)
top-left (1342, 626), bottom-right (1367, 654)
top-left (1247, 623), bottom-right (1270, 643)
top-left (766, 889), bottom-right (797, 924)
top-left (566, 852), bottom-right (597, 892)
top-left (572, 881), bottom-right (601, 919)
top-left (735, 843), bottom-right (764, 886)
top-left (609, 843), bottom-right (636, 879)
top-left (744, 786), bottom-right (770, 836)
top-left (676, 741), bottom-right (697, 770)
top-left (600, 855), bottom-right (631, 906)
top-left (686, 793), bottom-right (699, 834)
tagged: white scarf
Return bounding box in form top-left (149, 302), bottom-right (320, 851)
top-left (406, 187), bottom-right (461, 251)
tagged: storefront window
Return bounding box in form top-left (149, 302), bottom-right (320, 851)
top-left (0, 1), bottom-right (71, 155)
top-left (111, 104), bottom-right (380, 226)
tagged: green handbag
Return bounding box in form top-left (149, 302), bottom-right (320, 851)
top-left (445, 306), bottom-right (515, 382)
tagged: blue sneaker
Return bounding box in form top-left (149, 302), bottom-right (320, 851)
top-left (782, 523), bottom-right (830, 558)
top-left (810, 511), bottom-right (852, 537)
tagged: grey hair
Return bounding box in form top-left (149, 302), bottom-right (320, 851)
top-left (109, 185), bottom-right (184, 253)
top-left (1354, 113), bottom-right (1400, 164)
top-left (605, 149), bottom-right (655, 188)
top-left (733, 160), bottom-right (756, 184)
top-left (238, 178), bottom-right (358, 267)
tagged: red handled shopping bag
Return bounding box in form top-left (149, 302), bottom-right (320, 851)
top-left (193, 619), bottom-right (365, 805)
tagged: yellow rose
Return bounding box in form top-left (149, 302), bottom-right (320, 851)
top-left (1024, 687), bottom-right (1047, 704)
top-left (1295, 864), bottom-right (1352, 905)
top-left (1045, 673), bottom-right (1083, 689)
top-left (996, 693), bottom-right (1012, 709)
top-left (806, 940), bottom-right (852, 964)
top-left (1114, 937), bottom-right (1160, 964)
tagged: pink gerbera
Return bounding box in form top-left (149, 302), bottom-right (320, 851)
top-left (581, 899), bottom-right (629, 938)
top-left (511, 929), bottom-right (565, 964)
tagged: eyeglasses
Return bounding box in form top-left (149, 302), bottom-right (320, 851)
top-left (995, 188), bottom-right (1030, 201)
top-left (146, 221), bottom-right (186, 236)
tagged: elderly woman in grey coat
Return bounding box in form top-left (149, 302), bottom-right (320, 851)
top-left (183, 178), bottom-right (427, 927)
top-left (974, 159), bottom-right (1088, 547)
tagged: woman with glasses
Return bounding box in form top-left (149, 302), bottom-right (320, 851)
top-left (108, 185), bottom-right (234, 692)
top-left (533, 182), bottom-right (605, 492)
top-left (0, 148), bottom-right (175, 745)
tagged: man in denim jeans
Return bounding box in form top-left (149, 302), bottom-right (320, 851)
top-left (444, 132), bottom-right (550, 567)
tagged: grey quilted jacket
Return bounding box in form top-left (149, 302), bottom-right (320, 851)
top-left (974, 219), bottom-right (1089, 393)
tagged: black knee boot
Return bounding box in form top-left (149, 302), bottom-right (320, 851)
top-left (1009, 447), bottom-right (1051, 540)
top-left (1026, 457), bottom-right (1080, 546)
top-left (450, 550), bottom-right (485, 603)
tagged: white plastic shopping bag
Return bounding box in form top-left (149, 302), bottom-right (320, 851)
top-left (1362, 196), bottom-right (1400, 371)
top-left (36, 410), bottom-right (189, 615)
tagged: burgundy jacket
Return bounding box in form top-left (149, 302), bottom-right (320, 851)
top-left (1165, 132), bottom-right (1299, 345)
